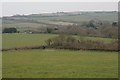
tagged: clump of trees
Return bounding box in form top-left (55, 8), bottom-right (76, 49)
top-left (45, 35), bottom-right (118, 51)
top-left (3, 28), bottom-right (17, 33)
top-left (46, 20), bottom-right (118, 39)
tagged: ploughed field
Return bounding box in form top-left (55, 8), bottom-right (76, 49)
top-left (2, 33), bottom-right (118, 78)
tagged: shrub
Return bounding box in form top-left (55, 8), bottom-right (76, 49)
top-left (46, 28), bottom-right (53, 33)
top-left (45, 35), bottom-right (118, 51)
top-left (3, 28), bottom-right (17, 33)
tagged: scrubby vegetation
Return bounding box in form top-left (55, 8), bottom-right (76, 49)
top-left (2, 28), bottom-right (17, 33)
top-left (46, 35), bottom-right (118, 51)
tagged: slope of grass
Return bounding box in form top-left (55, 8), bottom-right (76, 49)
top-left (30, 12), bottom-right (117, 23)
top-left (2, 33), bottom-right (57, 49)
top-left (3, 22), bottom-right (46, 28)
top-left (2, 49), bottom-right (118, 78)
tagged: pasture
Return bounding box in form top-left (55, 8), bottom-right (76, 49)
top-left (1, 10), bottom-right (118, 78)
top-left (2, 33), bottom-right (57, 49)
top-left (26, 12), bottom-right (118, 23)
top-left (2, 33), bottom-right (115, 49)
top-left (2, 33), bottom-right (118, 78)
top-left (2, 49), bottom-right (118, 78)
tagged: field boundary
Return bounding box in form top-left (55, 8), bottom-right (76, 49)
top-left (1, 45), bottom-right (119, 52)
top-left (1, 78), bottom-right (119, 80)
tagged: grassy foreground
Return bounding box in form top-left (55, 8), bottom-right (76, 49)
top-left (2, 49), bottom-right (118, 78)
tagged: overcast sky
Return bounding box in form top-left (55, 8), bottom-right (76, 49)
top-left (1, 2), bottom-right (118, 17)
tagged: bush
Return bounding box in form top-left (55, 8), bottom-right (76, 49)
top-left (45, 35), bottom-right (118, 51)
top-left (3, 28), bottom-right (17, 33)
top-left (46, 28), bottom-right (53, 33)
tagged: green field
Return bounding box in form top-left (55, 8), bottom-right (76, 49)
top-left (18, 12), bottom-right (118, 23)
top-left (2, 33), bottom-right (115, 49)
top-left (2, 33), bottom-right (118, 78)
top-left (2, 34), bottom-right (57, 49)
top-left (0, 51), bottom-right (1, 79)
top-left (2, 49), bottom-right (118, 78)
top-left (1, 10), bottom-right (118, 78)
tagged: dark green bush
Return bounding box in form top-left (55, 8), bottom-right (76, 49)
top-left (3, 28), bottom-right (17, 33)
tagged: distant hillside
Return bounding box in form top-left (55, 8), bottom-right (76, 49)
top-left (1, 11), bottom-right (118, 38)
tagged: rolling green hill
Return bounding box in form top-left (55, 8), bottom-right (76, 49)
top-left (2, 11), bottom-right (117, 30)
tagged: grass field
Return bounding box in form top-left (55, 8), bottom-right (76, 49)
top-left (2, 49), bottom-right (118, 78)
top-left (2, 33), bottom-right (115, 49)
top-left (2, 33), bottom-right (57, 49)
top-left (2, 33), bottom-right (118, 78)
top-left (0, 51), bottom-right (1, 78)
top-left (3, 22), bottom-right (47, 28)
top-left (1, 11), bottom-right (118, 78)
top-left (22, 12), bottom-right (118, 23)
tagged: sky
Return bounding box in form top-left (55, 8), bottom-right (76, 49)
top-left (1, 2), bottom-right (118, 17)
top-left (0, 0), bottom-right (119, 2)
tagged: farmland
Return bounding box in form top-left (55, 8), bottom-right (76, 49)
top-left (2, 33), bottom-right (118, 78)
top-left (2, 33), bottom-right (115, 49)
top-left (2, 11), bottom-right (118, 78)
top-left (2, 34), bottom-right (57, 49)
top-left (2, 49), bottom-right (118, 78)
top-left (2, 11), bottom-right (117, 33)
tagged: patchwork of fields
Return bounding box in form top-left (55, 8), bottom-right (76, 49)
top-left (1, 4), bottom-right (118, 78)
top-left (2, 12), bottom-right (117, 33)
top-left (2, 33), bottom-right (118, 78)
